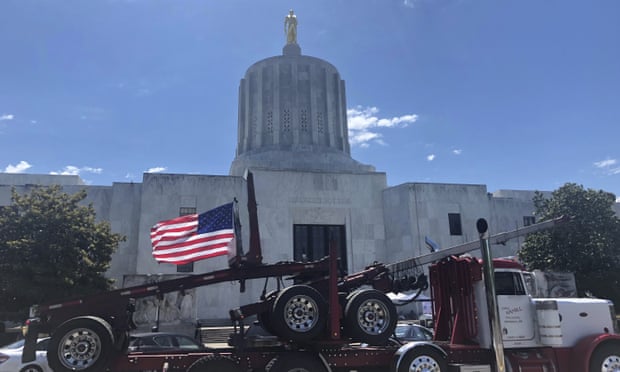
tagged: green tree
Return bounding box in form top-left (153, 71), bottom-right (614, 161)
top-left (519, 183), bottom-right (620, 305)
top-left (0, 186), bottom-right (125, 320)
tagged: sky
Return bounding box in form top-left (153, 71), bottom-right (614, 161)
top-left (1, 0), bottom-right (619, 201)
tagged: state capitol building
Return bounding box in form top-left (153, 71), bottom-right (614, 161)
top-left (0, 15), bottom-right (598, 331)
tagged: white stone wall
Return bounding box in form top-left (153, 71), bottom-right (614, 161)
top-left (383, 183), bottom-right (539, 263)
top-left (134, 173), bottom-right (248, 321)
top-left (2, 172), bottom-right (617, 325)
top-left (127, 169), bottom-right (389, 321)
top-left (383, 183), bottom-right (491, 262)
top-left (488, 191), bottom-right (538, 257)
top-left (250, 169), bottom-right (387, 273)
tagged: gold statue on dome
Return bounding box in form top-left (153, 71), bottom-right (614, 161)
top-left (284, 9), bottom-right (297, 44)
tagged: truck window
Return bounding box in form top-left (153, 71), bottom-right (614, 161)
top-left (521, 272), bottom-right (537, 296)
top-left (494, 271), bottom-right (526, 296)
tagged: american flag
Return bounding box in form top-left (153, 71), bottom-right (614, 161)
top-left (150, 202), bottom-right (235, 264)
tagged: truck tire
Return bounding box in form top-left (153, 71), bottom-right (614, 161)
top-left (397, 346), bottom-right (447, 372)
top-left (271, 285), bottom-right (327, 342)
top-left (258, 290), bottom-right (280, 335)
top-left (344, 289), bottom-right (397, 345)
top-left (257, 310), bottom-right (276, 334)
top-left (47, 316), bottom-right (114, 372)
top-left (266, 352), bottom-right (328, 372)
top-left (589, 343), bottom-right (620, 372)
top-left (114, 330), bottom-right (130, 353)
top-left (186, 355), bottom-right (244, 372)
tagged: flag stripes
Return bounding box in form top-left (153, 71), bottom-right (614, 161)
top-left (150, 202), bottom-right (234, 265)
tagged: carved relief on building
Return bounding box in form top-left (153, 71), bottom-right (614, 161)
top-left (123, 275), bottom-right (196, 328)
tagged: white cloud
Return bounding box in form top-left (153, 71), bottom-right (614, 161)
top-left (427, 154), bottom-right (436, 161)
top-left (83, 167), bottom-right (103, 174)
top-left (594, 159), bottom-right (617, 168)
top-left (0, 114), bottom-right (15, 121)
top-left (147, 167), bottom-right (167, 173)
top-left (452, 149), bottom-right (462, 155)
top-left (50, 166), bottom-right (103, 176)
top-left (4, 161), bottom-right (32, 173)
top-left (616, 196), bottom-right (620, 203)
top-left (594, 158), bottom-right (620, 176)
top-left (347, 106), bottom-right (417, 147)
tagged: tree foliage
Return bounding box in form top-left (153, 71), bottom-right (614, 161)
top-left (0, 186), bottom-right (125, 320)
top-left (519, 183), bottom-right (620, 304)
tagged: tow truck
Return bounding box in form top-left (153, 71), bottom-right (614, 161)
top-left (19, 172), bottom-right (620, 371)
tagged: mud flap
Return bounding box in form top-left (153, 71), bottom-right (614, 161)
top-left (21, 320), bottom-right (39, 363)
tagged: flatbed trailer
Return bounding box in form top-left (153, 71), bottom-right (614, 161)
top-left (111, 343), bottom-right (399, 372)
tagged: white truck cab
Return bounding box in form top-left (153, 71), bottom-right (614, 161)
top-left (471, 260), bottom-right (617, 351)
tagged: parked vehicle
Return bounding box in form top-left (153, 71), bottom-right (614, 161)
top-left (394, 323), bottom-right (433, 342)
top-left (128, 332), bottom-right (204, 353)
top-left (0, 338), bottom-right (51, 372)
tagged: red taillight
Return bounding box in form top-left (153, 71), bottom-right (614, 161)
top-left (23, 319), bottom-right (31, 336)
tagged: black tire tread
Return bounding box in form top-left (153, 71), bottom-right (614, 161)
top-left (186, 355), bottom-right (245, 372)
top-left (265, 352), bottom-right (328, 372)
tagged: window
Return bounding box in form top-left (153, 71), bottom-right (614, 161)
top-left (448, 213), bottom-right (462, 236)
top-left (293, 224), bottom-right (347, 275)
top-left (177, 262), bottom-right (194, 273)
top-left (179, 207), bottom-right (196, 216)
top-left (177, 207), bottom-right (197, 273)
top-left (152, 335), bottom-right (174, 347)
top-left (523, 216), bottom-right (536, 226)
top-left (494, 271), bottom-right (526, 296)
top-left (522, 272), bottom-right (538, 296)
top-left (175, 335), bottom-right (201, 350)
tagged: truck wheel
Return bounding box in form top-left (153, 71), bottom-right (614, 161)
top-left (271, 285), bottom-right (327, 342)
top-left (266, 352), bottom-right (328, 372)
top-left (398, 346), bottom-right (447, 372)
top-left (589, 343), bottom-right (620, 372)
top-left (344, 289), bottom-right (397, 345)
top-left (47, 316), bottom-right (114, 372)
top-left (186, 355), bottom-right (244, 372)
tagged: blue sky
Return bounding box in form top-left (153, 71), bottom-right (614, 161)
top-left (1, 0), bottom-right (619, 201)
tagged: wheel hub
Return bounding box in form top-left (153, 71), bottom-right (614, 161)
top-left (75, 341), bottom-right (90, 353)
top-left (601, 354), bottom-right (620, 372)
top-left (357, 300), bottom-right (388, 335)
top-left (284, 295), bottom-right (319, 332)
top-left (58, 328), bottom-right (102, 369)
top-left (409, 355), bottom-right (441, 372)
top-left (364, 312), bottom-right (376, 322)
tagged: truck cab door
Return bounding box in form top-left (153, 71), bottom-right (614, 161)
top-left (495, 270), bottom-right (537, 347)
